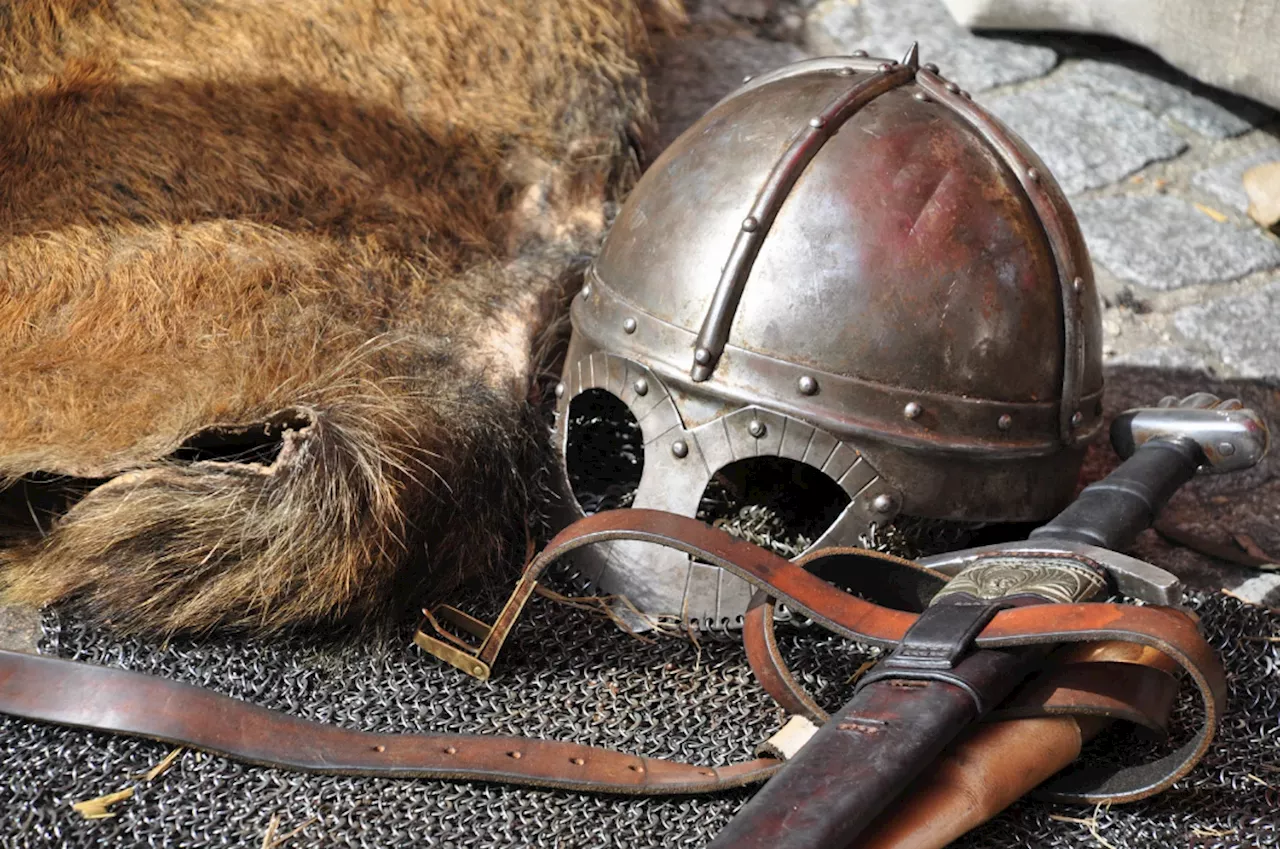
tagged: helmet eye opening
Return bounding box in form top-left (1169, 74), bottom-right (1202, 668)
top-left (696, 456), bottom-right (850, 560)
top-left (565, 388), bottom-right (643, 515)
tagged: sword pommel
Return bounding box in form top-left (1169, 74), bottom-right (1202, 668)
top-left (1031, 393), bottom-right (1269, 554)
top-left (1111, 392), bottom-right (1269, 473)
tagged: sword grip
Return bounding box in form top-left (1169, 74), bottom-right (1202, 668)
top-left (1029, 437), bottom-right (1201, 553)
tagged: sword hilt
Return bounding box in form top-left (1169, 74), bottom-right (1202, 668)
top-left (1029, 393), bottom-right (1269, 553)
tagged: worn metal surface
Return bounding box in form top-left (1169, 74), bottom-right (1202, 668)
top-left (933, 558), bottom-right (1108, 604)
top-left (552, 51), bottom-right (1105, 629)
top-left (1112, 394), bottom-right (1270, 472)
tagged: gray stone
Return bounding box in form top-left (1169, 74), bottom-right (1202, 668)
top-left (647, 36), bottom-right (809, 157)
top-left (1104, 344), bottom-right (1210, 373)
top-left (1078, 195), bottom-right (1280, 290)
top-left (805, 0), bottom-right (1056, 92)
top-left (985, 84), bottom-right (1187, 195)
top-left (1055, 60), bottom-right (1263, 139)
top-left (0, 604), bottom-right (41, 654)
top-left (1192, 146), bottom-right (1280, 214)
top-left (1174, 281), bottom-right (1280, 379)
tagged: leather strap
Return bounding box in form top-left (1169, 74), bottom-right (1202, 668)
top-left (0, 649), bottom-right (779, 794)
top-left (0, 509), bottom-right (1225, 804)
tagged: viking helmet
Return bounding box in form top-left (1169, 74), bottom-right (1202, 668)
top-left (550, 50), bottom-right (1103, 630)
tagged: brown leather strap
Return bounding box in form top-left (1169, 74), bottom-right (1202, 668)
top-left (0, 509), bottom-right (1225, 803)
top-left (0, 649), bottom-right (780, 794)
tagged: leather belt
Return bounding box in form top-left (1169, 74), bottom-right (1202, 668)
top-left (0, 509), bottom-right (1224, 803)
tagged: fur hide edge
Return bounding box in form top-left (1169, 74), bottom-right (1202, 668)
top-left (0, 0), bottom-right (675, 635)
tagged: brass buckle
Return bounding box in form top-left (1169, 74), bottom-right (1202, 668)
top-left (413, 576), bottom-right (539, 681)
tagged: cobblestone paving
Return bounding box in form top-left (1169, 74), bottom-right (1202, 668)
top-left (652, 0), bottom-right (1280, 384)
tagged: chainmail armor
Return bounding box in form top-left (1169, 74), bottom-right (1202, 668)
top-left (3, 590), bottom-right (1277, 848)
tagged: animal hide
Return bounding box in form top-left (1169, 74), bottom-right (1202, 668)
top-left (0, 0), bottom-right (677, 634)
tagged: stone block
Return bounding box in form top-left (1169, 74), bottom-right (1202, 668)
top-left (986, 84), bottom-right (1186, 194)
top-left (1192, 146), bottom-right (1280, 214)
top-left (1055, 59), bottom-right (1264, 139)
top-left (1077, 194), bottom-right (1280, 290)
top-left (1174, 281), bottom-right (1280, 379)
top-left (806, 0), bottom-right (1056, 92)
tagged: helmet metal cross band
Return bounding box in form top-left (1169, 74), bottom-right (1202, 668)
top-left (550, 48), bottom-right (1103, 631)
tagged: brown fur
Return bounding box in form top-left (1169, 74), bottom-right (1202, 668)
top-left (0, 0), bottom-right (676, 634)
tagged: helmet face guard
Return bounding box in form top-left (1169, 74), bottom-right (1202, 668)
top-left (550, 53), bottom-right (1103, 630)
top-left (552, 341), bottom-right (901, 629)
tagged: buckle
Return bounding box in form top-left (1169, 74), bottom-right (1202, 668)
top-left (412, 576), bottom-right (539, 680)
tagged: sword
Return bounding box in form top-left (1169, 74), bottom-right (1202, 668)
top-left (708, 392), bottom-right (1269, 849)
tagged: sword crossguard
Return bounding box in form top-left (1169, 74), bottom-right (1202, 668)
top-left (1111, 392), bottom-right (1270, 474)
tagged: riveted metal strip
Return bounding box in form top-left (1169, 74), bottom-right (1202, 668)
top-left (690, 61), bottom-right (919, 382)
top-left (916, 69), bottom-right (1090, 445)
top-left (573, 277), bottom-right (1099, 457)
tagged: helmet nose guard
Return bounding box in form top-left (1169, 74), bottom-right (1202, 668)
top-left (549, 49), bottom-right (1104, 631)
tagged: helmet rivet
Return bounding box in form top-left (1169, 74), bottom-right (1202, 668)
top-left (1026, 167), bottom-right (1040, 182)
top-left (693, 347), bottom-right (712, 365)
top-left (997, 414), bottom-right (1013, 431)
top-left (1219, 441), bottom-right (1237, 457)
top-left (622, 317), bottom-right (637, 334)
top-left (808, 117), bottom-right (825, 129)
top-left (742, 74), bottom-right (754, 84)
top-left (554, 382), bottom-right (566, 399)
top-left (878, 62), bottom-right (894, 72)
top-left (872, 493), bottom-right (896, 514)
top-left (913, 91), bottom-right (930, 102)
top-left (903, 401), bottom-right (923, 420)
top-left (797, 375), bottom-right (818, 395)
top-left (741, 216), bottom-right (759, 232)
top-left (923, 63), bottom-right (939, 73)
top-left (632, 378), bottom-right (649, 396)
top-left (671, 439), bottom-right (689, 459)
top-left (748, 420), bottom-right (766, 438)
top-left (1070, 411), bottom-right (1084, 428)
top-left (851, 50), bottom-right (868, 58)
top-left (945, 81), bottom-right (960, 93)
top-left (1072, 276), bottom-right (1084, 294)
top-left (839, 66), bottom-right (857, 75)
top-left (581, 284), bottom-right (591, 298)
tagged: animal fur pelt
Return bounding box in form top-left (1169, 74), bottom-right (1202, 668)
top-left (0, 0), bottom-right (678, 635)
